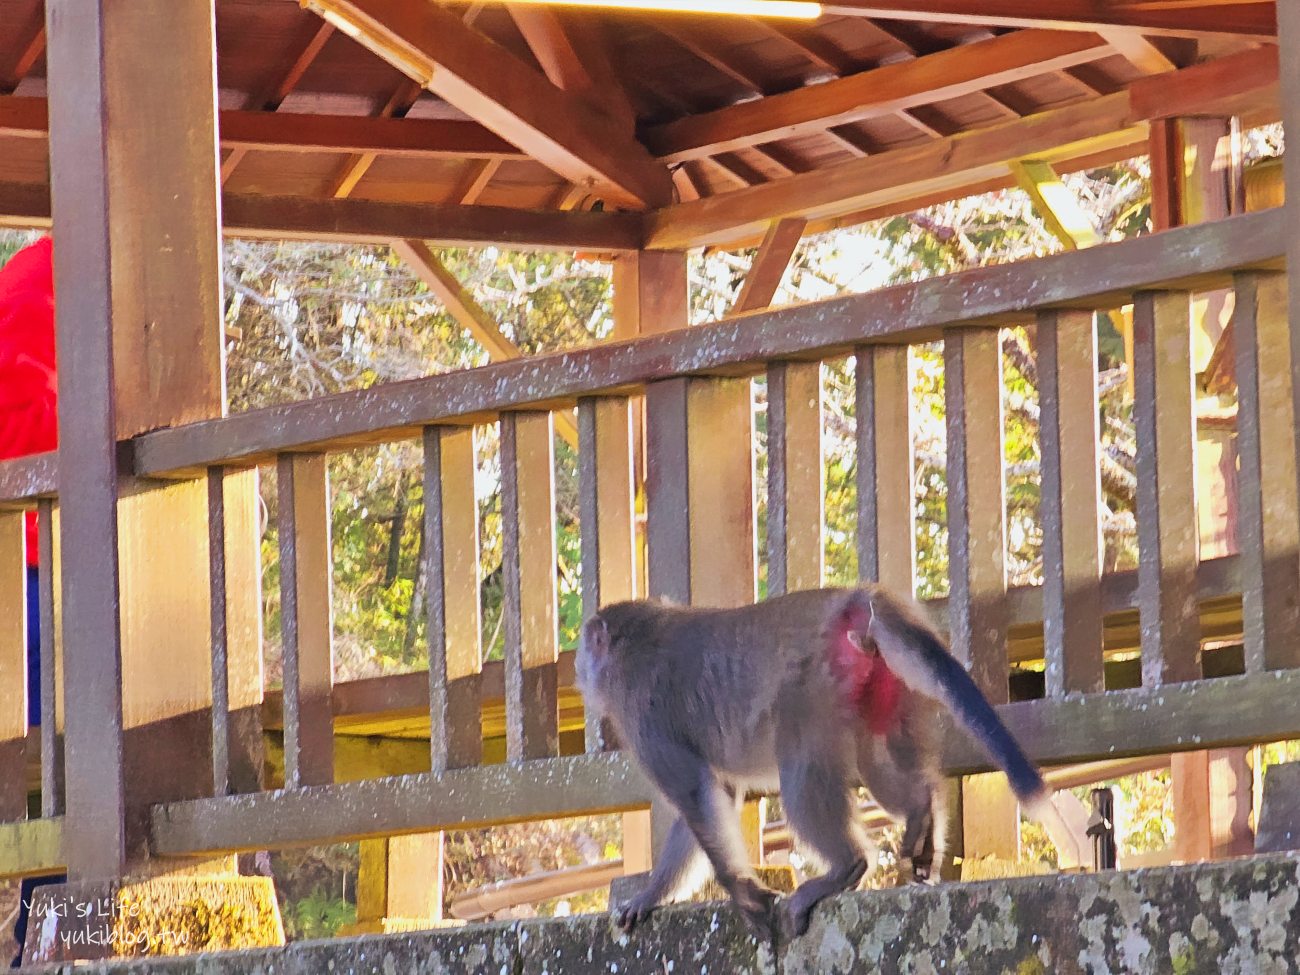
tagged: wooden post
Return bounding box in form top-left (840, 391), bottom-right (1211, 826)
top-left (611, 251), bottom-right (686, 862)
top-left (45, 0), bottom-right (267, 879)
top-left (1150, 114), bottom-right (1255, 862)
top-left (344, 833), bottom-right (446, 935)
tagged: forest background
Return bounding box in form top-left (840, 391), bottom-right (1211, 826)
top-left (0, 126), bottom-right (1290, 942)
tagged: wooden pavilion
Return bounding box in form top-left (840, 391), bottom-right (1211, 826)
top-left (0, 0), bottom-right (1295, 963)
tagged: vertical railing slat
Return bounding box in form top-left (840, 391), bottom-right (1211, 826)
top-left (0, 511), bottom-right (27, 822)
top-left (425, 426), bottom-right (483, 774)
top-left (766, 361), bottom-right (824, 596)
top-left (207, 467), bottom-right (230, 797)
top-left (856, 345), bottom-right (915, 594)
top-left (277, 453), bottom-right (335, 789)
top-left (944, 328), bottom-right (1009, 704)
top-left (37, 499), bottom-right (62, 818)
top-left (1132, 290), bottom-right (1201, 686)
top-left (1038, 310), bottom-right (1105, 696)
top-left (578, 397), bottom-right (637, 753)
top-left (501, 412), bottom-right (560, 762)
top-left (1234, 272), bottom-right (1300, 671)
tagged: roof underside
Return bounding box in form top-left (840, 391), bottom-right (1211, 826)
top-left (0, 0), bottom-right (1279, 250)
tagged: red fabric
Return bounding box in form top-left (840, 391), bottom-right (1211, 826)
top-left (0, 238), bottom-right (56, 566)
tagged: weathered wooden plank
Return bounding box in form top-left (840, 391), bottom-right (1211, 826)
top-left (207, 469), bottom-right (230, 798)
top-left (277, 454), bottom-right (335, 788)
top-left (500, 413), bottom-right (559, 762)
top-left (1037, 310), bottom-right (1104, 696)
top-left (0, 452), bottom-right (55, 508)
top-left (151, 754), bottom-right (652, 858)
top-left (944, 328), bottom-right (1009, 704)
top-left (1233, 272), bottom-right (1300, 672)
top-left (132, 212), bottom-right (1286, 479)
top-left (856, 345), bottom-right (914, 593)
top-left (577, 398), bottom-right (636, 752)
top-left (767, 362), bottom-right (823, 596)
top-left (1132, 291), bottom-right (1200, 686)
top-left (0, 513), bottom-right (26, 822)
top-left (1282, 0), bottom-right (1300, 652)
top-left (424, 426), bottom-right (483, 773)
top-left (0, 817), bottom-right (65, 880)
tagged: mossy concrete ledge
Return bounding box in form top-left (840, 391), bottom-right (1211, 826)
top-left (18, 854), bottom-right (1300, 974)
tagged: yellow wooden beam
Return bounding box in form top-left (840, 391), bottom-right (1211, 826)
top-left (1009, 158), bottom-right (1101, 250)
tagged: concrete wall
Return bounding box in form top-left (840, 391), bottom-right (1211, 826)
top-left (19, 854), bottom-right (1300, 974)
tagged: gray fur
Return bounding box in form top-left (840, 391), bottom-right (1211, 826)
top-left (576, 584), bottom-right (1041, 940)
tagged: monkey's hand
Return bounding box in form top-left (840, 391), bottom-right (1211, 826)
top-left (614, 892), bottom-right (661, 934)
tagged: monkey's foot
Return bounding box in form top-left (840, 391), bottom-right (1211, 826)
top-left (729, 877), bottom-right (779, 942)
top-left (780, 859), bottom-right (868, 940)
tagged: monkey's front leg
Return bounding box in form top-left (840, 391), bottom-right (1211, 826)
top-left (614, 814), bottom-right (709, 933)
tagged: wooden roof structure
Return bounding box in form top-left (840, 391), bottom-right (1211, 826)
top-left (0, 0), bottom-right (1280, 252)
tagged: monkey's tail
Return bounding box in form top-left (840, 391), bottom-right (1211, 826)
top-left (864, 595), bottom-right (1084, 867)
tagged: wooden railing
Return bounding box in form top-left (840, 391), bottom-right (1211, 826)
top-left (1, 208), bottom-right (1297, 873)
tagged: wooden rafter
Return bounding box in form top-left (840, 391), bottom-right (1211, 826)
top-left (818, 0), bottom-right (1275, 40)
top-left (222, 19), bottom-right (337, 184)
top-left (644, 30), bottom-right (1111, 163)
top-left (645, 48), bottom-right (1278, 250)
top-left (1009, 158), bottom-right (1101, 249)
top-left (328, 80), bottom-right (424, 200)
top-left (305, 0), bottom-right (672, 208)
top-left (506, 5), bottom-right (635, 131)
top-left (450, 158), bottom-right (503, 206)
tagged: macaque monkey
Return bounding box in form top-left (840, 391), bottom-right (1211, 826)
top-left (576, 585), bottom-right (1080, 940)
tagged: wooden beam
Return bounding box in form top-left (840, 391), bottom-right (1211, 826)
top-left (0, 5), bottom-right (44, 94)
top-left (644, 30), bottom-right (1110, 163)
top-left (1100, 30), bottom-right (1179, 75)
top-left (0, 183), bottom-right (645, 253)
top-left (817, 0), bottom-right (1275, 41)
top-left (646, 50), bottom-right (1277, 249)
top-left (1009, 158), bottom-right (1101, 249)
top-left (392, 239), bottom-right (579, 447)
top-left (0, 95), bottom-right (522, 160)
top-left (304, 0), bottom-right (672, 207)
top-left (732, 218), bottom-right (806, 313)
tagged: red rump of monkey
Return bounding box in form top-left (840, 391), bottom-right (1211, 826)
top-left (827, 597), bottom-right (905, 735)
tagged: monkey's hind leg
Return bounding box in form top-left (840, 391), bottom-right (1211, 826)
top-left (778, 754), bottom-right (874, 939)
top-left (614, 814), bottom-right (710, 933)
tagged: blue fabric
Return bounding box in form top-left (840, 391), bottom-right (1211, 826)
top-left (25, 566), bottom-right (38, 728)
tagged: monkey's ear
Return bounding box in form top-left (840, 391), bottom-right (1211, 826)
top-left (582, 616), bottom-right (611, 657)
